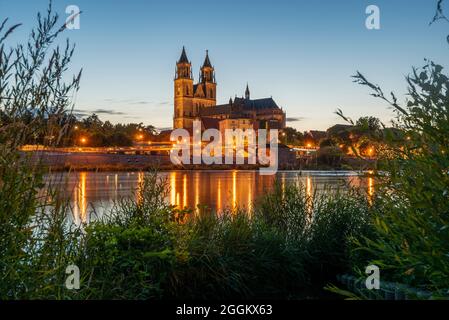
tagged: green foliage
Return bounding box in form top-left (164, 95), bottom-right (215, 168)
top-left (1, 163), bottom-right (372, 299)
top-left (0, 1), bottom-right (83, 299)
top-left (430, 0), bottom-right (449, 44)
top-left (74, 172), bottom-right (179, 299)
top-left (68, 114), bottom-right (157, 147)
top-left (280, 126), bottom-right (304, 145)
top-left (317, 146), bottom-right (344, 167)
top-left (77, 178), bottom-right (371, 300)
top-left (172, 210), bottom-right (306, 299)
top-left (0, 2), bottom-right (81, 148)
top-left (79, 224), bottom-right (176, 299)
top-left (307, 191), bottom-right (373, 286)
top-left (0, 155), bottom-right (83, 299)
top-left (346, 61), bottom-right (449, 296)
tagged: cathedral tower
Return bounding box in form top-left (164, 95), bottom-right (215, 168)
top-left (174, 48), bottom-right (218, 129)
top-left (199, 50), bottom-right (216, 101)
top-left (174, 46), bottom-right (194, 129)
top-left (190, 50), bottom-right (217, 116)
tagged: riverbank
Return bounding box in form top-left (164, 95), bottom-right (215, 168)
top-left (24, 151), bottom-right (375, 172)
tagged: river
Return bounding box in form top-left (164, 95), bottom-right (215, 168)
top-left (43, 170), bottom-right (373, 223)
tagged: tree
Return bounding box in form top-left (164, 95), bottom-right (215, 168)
top-left (355, 116), bottom-right (381, 132)
top-left (430, 0), bottom-right (449, 43)
top-left (108, 132), bottom-right (133, 147)
top-left (280, 127), bottom-right (304, 145)
top-left (317, 146), bottom-right (344, 167)
top-left (83, 114), bottom-right (103, 132)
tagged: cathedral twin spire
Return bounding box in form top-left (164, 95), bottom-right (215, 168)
top-left (202, 50), bottom-right (212, 68)
top-left (178, 46), bottom-right (189, 64)
top-left (176, 47), bottom-right (250, 103)
top-left (175, 46), bottom-right (192, 79)
top-left (177, 47), bottom-right (214, 83)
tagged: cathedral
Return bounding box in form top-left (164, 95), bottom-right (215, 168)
top-left (173, 47), bottom-right (286, 132)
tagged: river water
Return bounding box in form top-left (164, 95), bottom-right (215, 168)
top-left (43, 170), bottom-right (373, 223)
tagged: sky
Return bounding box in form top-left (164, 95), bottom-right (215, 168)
top-left (1, 0), bottom-right (448, 131)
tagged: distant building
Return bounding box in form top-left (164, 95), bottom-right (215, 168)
top-left (173, 47), bottom-right (286, 132)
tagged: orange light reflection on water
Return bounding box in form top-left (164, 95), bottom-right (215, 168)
top-left (232, 170), bottom-right (237, 209)
top-left (67, 171), bottom-right (376, 222)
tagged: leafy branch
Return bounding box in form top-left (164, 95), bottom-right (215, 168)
top-left (430, 0), bottom-right (449, 43)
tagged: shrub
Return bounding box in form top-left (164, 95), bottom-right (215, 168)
top-left (346, 61), bottom-right (449, 296)
top-left (0, 2), bottom-right (82, 299)
top-left (170, 209), bottom-right (308, 299)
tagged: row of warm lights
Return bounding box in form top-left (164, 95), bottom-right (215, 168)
top-left (78, 137), bottom-right (154, 144)
top-left (76, 133), bottom-right (372, 154)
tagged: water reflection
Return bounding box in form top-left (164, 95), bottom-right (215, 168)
top-left (232, 170), bottom-right (237, 209)
top-left (44, 171), bottom-right (374, 222)
top-left (368, 176), bottom-right (374, 205)
top-left (72, 171), bottom-right (87, 223)
top-left (306, 176), bottom-right (313, 215)
top-left (217, 179), bottom-right (222, 213)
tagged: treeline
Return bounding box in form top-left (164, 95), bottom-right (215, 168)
top-left (0, 110), bottom-right (158, 147)
top-left (283, 116), bottom-right (400, 151)
top-left (281, 116), bottom-right (406, 168)
top-left (67, 114), bottom-right (157, 147)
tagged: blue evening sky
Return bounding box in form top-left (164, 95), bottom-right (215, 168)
top-left (1, 0), bottom-right (448, 130)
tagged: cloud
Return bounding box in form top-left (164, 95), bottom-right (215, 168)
top-left (286, 117), bottom-right (305, 123)
top-left (131, 101), bottom-right (151, 105)
top-left (72, 112), bottom-right (89, 118)
top-left (73, 108), bottom-right (125, 116)
top-left (103, 98), bottom-right (153, 105)
top-left (93, 108), bottom-right (125, 115)
top-left (101, 98), bottom-right (170, 107)
top-left (103, 98), bottom-right (129, 103)
top-left (156, 126), bottom-right (172, 131)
